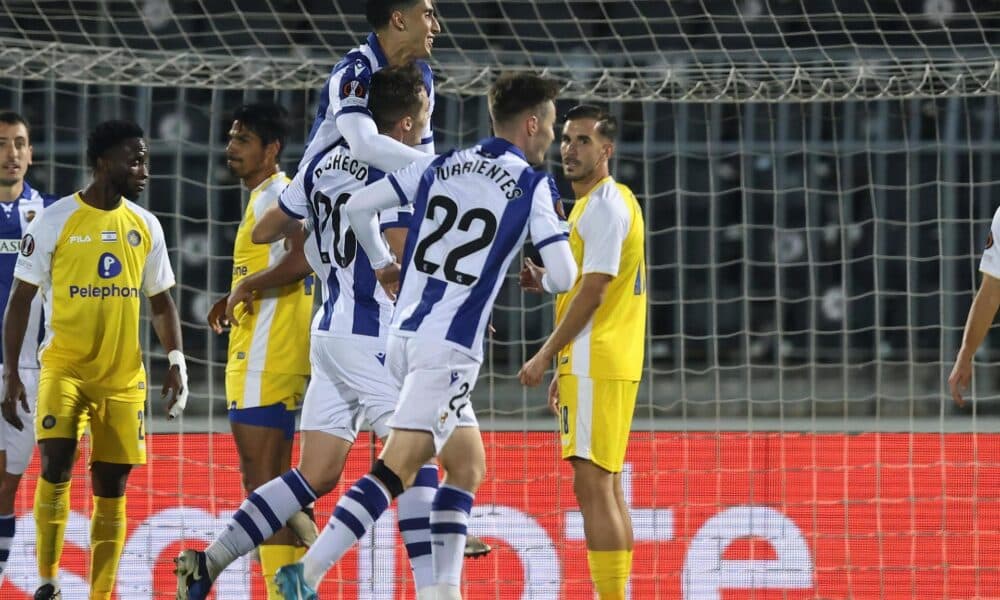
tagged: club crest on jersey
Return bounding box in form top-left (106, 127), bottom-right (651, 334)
top-left (98, 252), bottom-right (123, 279)
top-left (127, 230), bottom-right (141, 247)
top-left (19, 233), bottom-right (34, 256)
top-left (24, 210), bottom-right (35, 222)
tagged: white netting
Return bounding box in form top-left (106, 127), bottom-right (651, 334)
top-left (1, 1), bottom-right (1000, 100)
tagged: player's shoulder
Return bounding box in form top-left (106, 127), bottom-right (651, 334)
top-left (581, 178), bottom-right (633, 222)
top-left (41, 194), bottom-right (84, 223)
top-left (257, 171), bottom-right (290, 199)
top-left (121, 199), bottom-right (165, 238)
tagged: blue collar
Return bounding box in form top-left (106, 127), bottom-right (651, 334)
top-left (476, 137), bottom-right (526, 162)
top-left (366, 32), bottom-right (390, 68)
top-left (16, 180), bottom-right (33, 202)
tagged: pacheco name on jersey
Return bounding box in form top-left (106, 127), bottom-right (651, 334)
top-left (313, 148), bottom-right (368, 182)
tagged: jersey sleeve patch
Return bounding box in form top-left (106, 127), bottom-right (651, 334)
top-left (339, 59), bottom-right (373, 109)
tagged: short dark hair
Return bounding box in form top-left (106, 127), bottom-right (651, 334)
top-left (564, 104), bottom-right (617, 141)
top-left (366, 0), bottom-right (422, 30)
top-left (369, 63), bottom-right (426, 133)
top-left (0, 111), bottom-right (30, 137)
top-left (232, 103), bottom-right (289, 158)
top-left (87, 120), bottom-right (144, 168)
top-left (488, 72), bottom-right (560, 126)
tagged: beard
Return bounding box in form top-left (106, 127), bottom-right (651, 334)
top-left (0, 176), bottom-right (19, 187)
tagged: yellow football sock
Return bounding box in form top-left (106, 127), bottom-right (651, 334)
top-left (34, 477), bottom-right (71, 580)
top-left (90, 495), bottom-right (128, 600)
top-left (260, 544), bottom-right (306, 599)
top-left (587, 549), bottom-right (631, 600)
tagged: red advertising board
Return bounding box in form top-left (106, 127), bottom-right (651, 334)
top-left (2, 432), bottom-right (998, 599)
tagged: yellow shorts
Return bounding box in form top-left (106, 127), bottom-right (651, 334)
top-left (225, 369), bottom-right (307, 411)
top-left (36, 369), bottom-right (147, 465)
top-left (557, 375), bottom-right (638, 473)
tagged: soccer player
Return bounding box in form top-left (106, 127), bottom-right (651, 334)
top-left (273, 72), bottom-right (578, 600)
top-left (518, 105), bottom-right (647, 600)
top-left (2, 119), bottom-right (188, 600)
top-left (949, 206), bottom-right (1000, 406)
top-left (300, 0), bottom-right (439, 171)
top-left (175, 63), bottom-right (440, 599)
top-left (0, 111), bottom-right (56, 587)
top-left (204, 102), bottom-right (314, 598)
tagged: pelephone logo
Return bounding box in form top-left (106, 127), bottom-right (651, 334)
top-left (98, 252), bottom-right (122, 279)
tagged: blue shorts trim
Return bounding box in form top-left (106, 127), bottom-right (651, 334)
top-left (229, 404), bottom-right (298, 440)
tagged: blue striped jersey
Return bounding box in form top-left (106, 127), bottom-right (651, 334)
top-left (0, 180), bottom-right (55, 367)
top-left (300, 32), bottom-right (435, 169)
top-left (387, 137), bottom-right (569, 361)
top-left (280, 141), bottom-right (411, 340)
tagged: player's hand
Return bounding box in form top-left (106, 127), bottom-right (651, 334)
top-left (207, 295), bottom-right (230, 334)
top-left (518, 351), bottom-right (550, 387)
top-left (519, 258), bottom-right (545, 293)
top-left (163, 363), bottom-right (189, 419)
top-left (949, 356), bottom-right (973, 408)
top-left (1, 369), bottom-right (27, 431)
top-left (375, 262), bottom-right (401, 301)
top-left (225, 282), bottom-right (256, 327)
top-left (547, 376), bottom-right (560, 416)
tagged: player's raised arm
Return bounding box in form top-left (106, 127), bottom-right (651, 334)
top-left (1, 279), bottom-right (37, 429)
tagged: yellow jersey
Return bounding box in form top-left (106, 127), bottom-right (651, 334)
top-left (556, 177), bottom-right (646, 381)
top-left (226, 172), bottom-right (312, 377)
top-left (14, 193), bottom-right (175, 391)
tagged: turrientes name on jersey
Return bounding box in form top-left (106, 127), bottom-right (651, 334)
top-left (435, 158), bottom-right (522, 199)
top-left (313, 149), bottom-right (368, 182)
top-left (69, 283), bottom-right (142, 298)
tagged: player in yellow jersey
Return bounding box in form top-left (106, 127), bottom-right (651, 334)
top-left (1, 119), bottom-right (187, 600)
top-left (519, 105), bottom-right (646, 600)
top-left (205, 103), bottom-right (314, 598)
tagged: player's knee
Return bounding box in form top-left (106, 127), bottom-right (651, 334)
top-left (370, 459), bottom-right (405, 499)
top-left (301, 469), bottom-right (340, 497)
top-left (441, 454), bottom-right (486, 492)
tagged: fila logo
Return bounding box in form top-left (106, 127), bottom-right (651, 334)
top-left (69, 235), bottom-right (92, 244)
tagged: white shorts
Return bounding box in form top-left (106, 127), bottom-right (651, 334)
top-left (300, 335), bottom-right (398, 442)
top-left (385, 334), bottom-right (480, 454)
top-left (0, 366), bottom-right (38, 475)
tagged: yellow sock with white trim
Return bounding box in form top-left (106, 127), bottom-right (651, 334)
top-left (587, 549), bottom-right (630, 600)
top-left (260, 544), bottom-right (306, 599)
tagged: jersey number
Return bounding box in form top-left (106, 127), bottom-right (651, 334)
top-left (413, 195), bottom-right (498, 286)
top-left (311, 192), bottom-right (357, 268)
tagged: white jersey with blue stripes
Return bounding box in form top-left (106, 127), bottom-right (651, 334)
top-left (280, 141), bottom-right (411, 340)
top-left (387, 137), bottom-right (569, 361)
top-left (300, 32), bottom-right (435, 170)
top-left (0, 181), bottom-right (54, 368)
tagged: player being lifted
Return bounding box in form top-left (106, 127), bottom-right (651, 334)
top-left (0, 111), bottom-right (56, 588)
top-left (205, 103), bottom-right (314, 599)
top-left (519, 105), bottom-right (647, 600)
top-left (274, 72), bottom-right (578, 600)
top-left (301, 0), bottom-right (439, 171)
top-left (176, 64), bottom-right (443, 600)
top-left (3, 120), bottom-right (187, 600)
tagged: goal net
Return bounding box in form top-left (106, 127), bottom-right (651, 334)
top-left (1, 1), bottom-right (999, 598)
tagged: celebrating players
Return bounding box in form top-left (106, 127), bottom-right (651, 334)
top-left (272, 72), bottom-right (577, 600)
top-left (0, 111), bottom-right (56, 588)
top-left (519, 105), bottom-right (647, 600)
top-left (3, 120), bottom-right (187, 600)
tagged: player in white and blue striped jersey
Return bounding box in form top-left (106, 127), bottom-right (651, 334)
top-left (300, 0), bottom-right (439, 172)
top-left (275, 73), bottom-right (579, 600)
top-left (0, 111), bottom-right (55, 588)
top-left (175, 64), bottom-right (444, 600)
